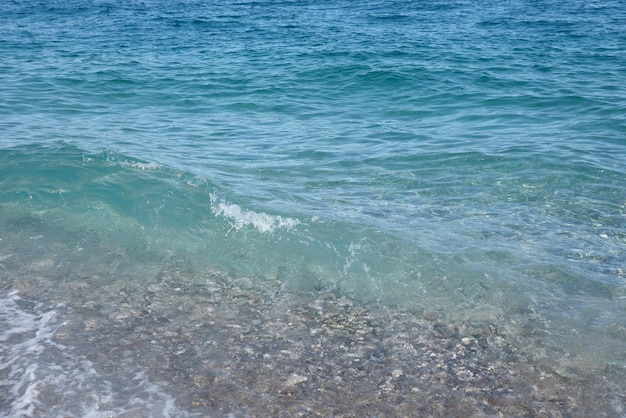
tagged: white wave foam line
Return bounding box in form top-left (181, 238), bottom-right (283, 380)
top-left (0, 291), bottom-right (189, 418)
top-left (0, 291), bottom-right (104, 418)
top-left (89, 152), bottom-right (161, 171)
top-left (117, 160), bottom-right (161, 171)
top-left (211, 195), bottom-right (300, 233)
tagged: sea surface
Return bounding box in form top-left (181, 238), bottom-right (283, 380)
top-left (1, 0), bottom-right (625, 416)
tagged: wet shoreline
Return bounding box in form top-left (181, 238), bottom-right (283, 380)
top-left (4, 262), bottom-right (624, 417)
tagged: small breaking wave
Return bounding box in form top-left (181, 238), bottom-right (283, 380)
top-left (210, 194), bottom-right (300, 234)
top-left (116, 160), bottom-right (162, 171)
top-left (83, 150), bottom-right (162, 171)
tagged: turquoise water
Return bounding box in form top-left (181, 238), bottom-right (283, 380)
top-left (1, 0), bottom-right (625, 416)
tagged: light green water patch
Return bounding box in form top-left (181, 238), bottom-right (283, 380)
top-left (1, 144), bottom-right (624, 383)
top-left (2, 212), bottom-right (624, 416)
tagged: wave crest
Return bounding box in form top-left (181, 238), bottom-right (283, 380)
top-left (210, 194), bottom-right (300, 234)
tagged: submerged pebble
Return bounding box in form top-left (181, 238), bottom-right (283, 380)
top-left (3, 262), bottom-right (623, 417)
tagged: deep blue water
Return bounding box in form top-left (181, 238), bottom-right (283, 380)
top-left (1, 0), bottom-right (625, 416)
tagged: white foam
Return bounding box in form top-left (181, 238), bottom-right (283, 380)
top-left (0, 291), bottom-right (191, 418)
top-left (0, 291), bottom-right (65, 417)
top-left (117, 160), bottom-right (161, 171)
top-left (210, 194), bottom-right (300, 233)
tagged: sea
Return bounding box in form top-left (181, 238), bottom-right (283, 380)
top-left (1, 0), bottom-right (625, 416)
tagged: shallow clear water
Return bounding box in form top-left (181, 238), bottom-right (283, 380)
top-left (1, 0), bottom-right (625, 416)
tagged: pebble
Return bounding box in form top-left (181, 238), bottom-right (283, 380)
top-left (284, 374), bottom-right (308, 387)
top-left (5, 261), bottom-right (621, 417)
